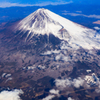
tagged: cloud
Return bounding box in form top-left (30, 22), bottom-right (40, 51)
top-left (42, 89), bottom-right (59, 100)
top-left (0, 2), bottom-right (33, 8)
top-left (62, 12), bottom-right (100, 19)
top-left (55, 54), bottom-right (62, 60)
top-left (87, 15), bottom-right (100, 19)
top-left (63, 12), bottom-right (82, 16)
top-left (76, 11), bottom-right (82, 13)
top-left (55, 73), bottom-right (100, 91)
top-left (0, 89), bottom-right (23, 100)
top-left (73, 77), bottom-right (84, 88)
top-left (42, 49), bottom-right (69, 62)
top-left (55, 77), bottom-right (87, 89)
top-left (60, 41), bottom-right (79, 50)
top-left (95, 88), bottom-right (100, 93)
top-left (55, 77), bottom-right (85, 89)
top-left (94, 27), bottom-right (100, 30)
top-left (55, 78), bottom-right (73, 89)
top-left (0, 1), bottom-right (73, 8)
top-left (36, 1), bottom-right (73, 6)
top-left (42, 95), bottom-right (55, 100)
top-left (42, 50), bottom-right (60, 55)
top-left (93, 20), bottom-right (100, 24)
top-left (68, 97), bottom-right (75, 100)
top-left (55, 53), bottom-right (69, 61)
top-left (49, 89), bottom-right (59, 95)
top-left (96, 34), bottom-right (100, 39)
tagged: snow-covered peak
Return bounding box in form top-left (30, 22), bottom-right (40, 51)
top-left (15, 8), bottom-right (100, 49)
top-left (16, 8), bottom-right (62, 36)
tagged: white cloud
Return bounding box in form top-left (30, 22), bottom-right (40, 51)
top-left (55, 53), bottom-right (69, 61)
top-left (94, 27), bottom-right (100, 30)
top-left (73, 77), bottom-right (84, 88)
top-left (76, 11), bottom-right (82, 13)
top-left (42, 89), bottom-right (59, 100)
top-left (93, 20), bottom-right (100, 24)
top-left (87, 15), bottom-right (100, 19)
top-left (95, 88), bottom-right (100, 93)
top-left (62, 12), bottom-right (100, 19)
top-left (42, 50), bottom-right (60, 55)
top-left (36, 1), bottom-right (73, 6)
top-left (63, 12), bottom-right (82, 16)
top-left (55, 73), bottom-right (100, 91)
top-left (42, 95), bottom-right (55, 100)
top-left (49, 89), bottom-right (59, 95)
top-left (42, 49), bottom-right (69, 62)
top-left (55, 54), bottom-right (62, 60)
top-left (60, 41), bottom-right (79, 50)
top-left (96, 34), bottom-right (100, 39)
top-left (0, 89), bottom-right (23, 100)
top-left (55, 77), bottom-right (85, 89)
top-left (68, 97), bottom-right (74, 100)
top-left (0, 2), bottom-right (33, 8)
top-left (0, 1), bottom-right (73, 8)
top-left (55, 78), bottom-right (72, 89)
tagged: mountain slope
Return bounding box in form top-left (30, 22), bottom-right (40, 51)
top-left (14, 8), bottom-right (100, 49)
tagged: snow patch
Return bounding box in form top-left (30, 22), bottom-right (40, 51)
top-left (85, 73), bottom-right (99, 86)
top-left (2, 73), bottom-right (11, 78)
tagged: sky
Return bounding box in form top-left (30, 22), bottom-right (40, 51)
top-left (0, 0), bottom-right (100, 8)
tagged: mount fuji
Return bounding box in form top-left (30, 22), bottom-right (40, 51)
top-left (1, 8), bottom-right (100, 100)
top-left (13, 8), bottom-right (100, 50)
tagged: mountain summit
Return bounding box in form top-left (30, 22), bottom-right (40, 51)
top-left (15, 8), bottom-right (100, 49)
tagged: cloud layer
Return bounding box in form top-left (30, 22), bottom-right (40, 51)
top-left (62, 12), bottom-right (100, 19)
top-left (55, 77), bottom-right (85, 89)
top-left (93, 20), bottom-right (100, 24)
top-left (0, 1), bottom-right (73, 8)
top-left (0, 89), bottom-right (23, 100)
top-left (55, 73), bottom-right (100, 90)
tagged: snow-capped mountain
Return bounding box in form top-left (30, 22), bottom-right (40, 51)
top-left (15, 8), bottom-right (100, 49)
